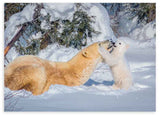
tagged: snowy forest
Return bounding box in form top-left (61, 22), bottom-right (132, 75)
top-left (4, 3), bottom-right (155, 111)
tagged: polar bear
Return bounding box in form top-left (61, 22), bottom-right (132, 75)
top-left (5, 40), bottom-right (113, 95)
top-left (99, 39), bottom-right (133, 90)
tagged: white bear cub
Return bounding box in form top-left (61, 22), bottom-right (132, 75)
top-left (99, 39), bottom-right (133, 90)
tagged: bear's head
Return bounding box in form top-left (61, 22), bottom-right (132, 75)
top-left (81, 40), bottom-right (113, 59)
top-left (111, 39), bottom-right (129, 56)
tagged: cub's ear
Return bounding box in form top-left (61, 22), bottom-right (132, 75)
top-left (82, 50), bottom-right (89, 58)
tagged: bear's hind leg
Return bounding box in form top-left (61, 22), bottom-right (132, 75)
top-left (41, 81), bottom-right (51, 94)
top-left (28, 66), bottom-right (47, 95)
top-left (5, 65), bottom-right (47, 95)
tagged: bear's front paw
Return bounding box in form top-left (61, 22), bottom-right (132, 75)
top-left (112, 84), bottom-right (120, 90)
top-left (99, 47), bottom-right (110, 56)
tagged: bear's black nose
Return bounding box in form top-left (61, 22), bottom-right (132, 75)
top-left (111, 41), bottom-right (116, 47)
top-left (112, 42), bottom-right (117, 47)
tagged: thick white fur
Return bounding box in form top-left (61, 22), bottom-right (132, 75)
top-left (99, 39), bottom-right (133, 90)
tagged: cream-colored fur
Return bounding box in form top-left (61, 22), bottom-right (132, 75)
top-left (5, 40), bottom-right (112, 95)
top-left (99, 39), bottom-right (133, 90)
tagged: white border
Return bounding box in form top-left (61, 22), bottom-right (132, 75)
top-left (0, 0), bottom-right (159, 115)
top-left (0, 0), bottom-right (158, 3)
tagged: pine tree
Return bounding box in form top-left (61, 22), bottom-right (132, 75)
top-left (101, 3), bottom-right (155, 37)
top-left (122, 3), bottom-right (155, 24)
top-left (5, 3), bottom-right (100, 56)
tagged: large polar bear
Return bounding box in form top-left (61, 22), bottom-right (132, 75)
top-left (5, 40), bottom-right (113, 95)
top-left (99, 39), bottom-right (133, 90)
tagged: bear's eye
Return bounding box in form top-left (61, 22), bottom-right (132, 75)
top-left (119, 43), bottom-right (121, 45)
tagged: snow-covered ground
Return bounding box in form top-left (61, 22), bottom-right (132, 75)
top-left (4, 3), bottom-right (155, 111)
top-left (4, 37), bottom-right (156, 111)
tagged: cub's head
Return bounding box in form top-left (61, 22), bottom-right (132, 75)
top-left (111, 39), bottom-right (129, 56)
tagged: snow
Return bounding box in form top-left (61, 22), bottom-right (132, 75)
top-left (43, 3), bottom-right (75, 21)
top-left (40, 20), bottom-right (50, 30)
top-left (31, 32), bottom-right (42, 40)
top-left (88, 4), bottom-right (116, 43)
top-left (129, 20), bottom-right (156, 41)
top-left (4, 4), bottom-right (36, 46)
top-left (4, 3), bottom-right (155, 111)
top-left (116, 14), bottom-right (139, 36)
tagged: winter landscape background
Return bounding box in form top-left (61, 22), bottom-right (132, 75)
top-left (4, 3), bottom-right (155, 111)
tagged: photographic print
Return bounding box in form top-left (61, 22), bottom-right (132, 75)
top-left (4, 3), bottom-right (156, 111)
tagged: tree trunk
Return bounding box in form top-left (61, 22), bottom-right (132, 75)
top-left (4, 24), bottom-right (27, 57)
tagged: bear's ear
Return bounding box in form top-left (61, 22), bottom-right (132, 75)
top-left (82, 50), bottom-right (89, 58)
top-left (98, 43), bottom-right (102, 47)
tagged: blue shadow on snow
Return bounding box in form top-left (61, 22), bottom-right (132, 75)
top-left (84, 79), bottom-right (114, 86)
